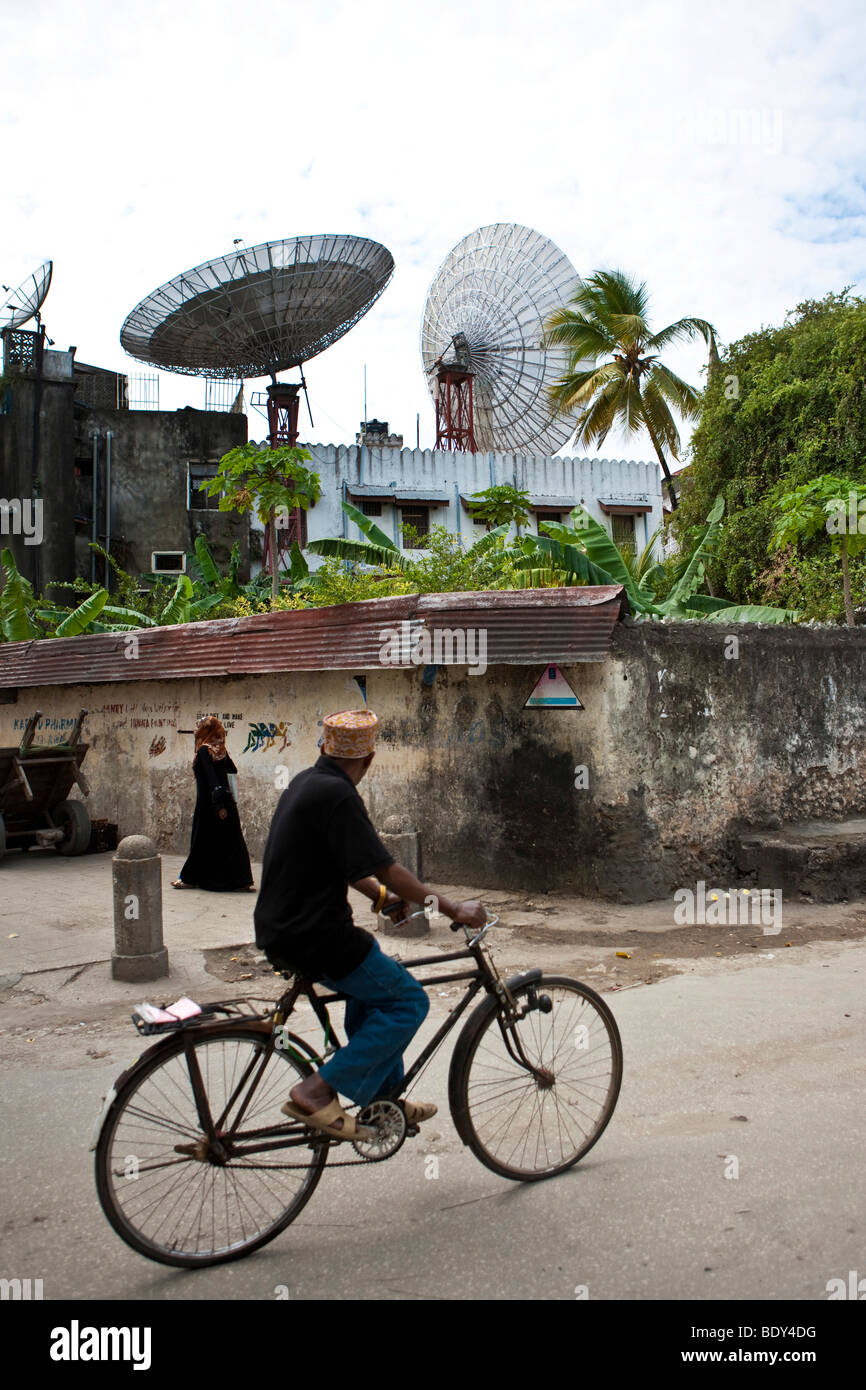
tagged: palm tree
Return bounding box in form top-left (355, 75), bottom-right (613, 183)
top-left (544, 269), bottom-right (717, 510)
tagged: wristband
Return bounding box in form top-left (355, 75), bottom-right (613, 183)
top-left (373, 883), bottom-right (388, 914)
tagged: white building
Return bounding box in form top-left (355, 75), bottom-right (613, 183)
top-left (252, 433), bottom-right (664, 564)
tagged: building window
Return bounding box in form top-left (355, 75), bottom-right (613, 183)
top-left (188, 461), bottom-right (221, 511)
top-left (360, 498), bottom-right (383, 516)
top-left (611, 513), bottom-right (637, 553)
top-left (152, 551), bottom-right (187, 574)
top-left (537, 512), bottom-right (563, 528)
top-left (400, 506), bottom-right (430, 548)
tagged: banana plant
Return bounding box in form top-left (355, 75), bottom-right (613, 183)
top-left (307, 500), bottom-right (411, 571)
top-left (307, 501), bottom-right (511, 573)
top-left (509, 498), bottom-right (800, 622)
top-left (188, 535), bottom-right (244, 601)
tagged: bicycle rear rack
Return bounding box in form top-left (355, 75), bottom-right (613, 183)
top-left (130, 997), bottom-right (273, 1037)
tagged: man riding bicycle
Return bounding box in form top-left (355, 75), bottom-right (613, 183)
top-left (254, 708), bottom-right (486, 1141)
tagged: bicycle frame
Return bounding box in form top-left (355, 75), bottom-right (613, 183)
top-left (272, 922), bottom-right (552, 1103)
top-left (134, 924), bottom-right (551, 1167)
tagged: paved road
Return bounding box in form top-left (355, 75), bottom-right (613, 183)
top-left (1, 938), bottom-right (862, 1301)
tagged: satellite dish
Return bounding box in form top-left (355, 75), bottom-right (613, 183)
top-left (120, 234), bottom-right (395, 380)
top-left (421, 224), bottom-right (580, 453)
top-left (0, 260), bottom-right (53, 331)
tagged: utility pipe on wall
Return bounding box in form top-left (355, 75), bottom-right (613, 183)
top-left (104, 430), bottom-right (113, 588)
top-left (91, 432), bottom-right (99, 584)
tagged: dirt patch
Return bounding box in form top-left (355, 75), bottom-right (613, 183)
top-left (201, 897), bottom-right (866, 994)
top-left (204, 943), bottom-right (280, 985)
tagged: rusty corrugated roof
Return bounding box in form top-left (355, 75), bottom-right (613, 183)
top-left (0, 587), bottom-right (624, 688)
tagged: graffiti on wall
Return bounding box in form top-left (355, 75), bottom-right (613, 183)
top-left (195, 711), bottom-right (243, 731)
top-left (243, 720), bottom-right (292, 754)
top-left (11, 715), bottom-right (78, 747)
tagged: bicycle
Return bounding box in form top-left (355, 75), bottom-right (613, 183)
top-left (92, 912), bottom-right (623, 1267)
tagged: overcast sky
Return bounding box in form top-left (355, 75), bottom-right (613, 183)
top-left (2, 0), bottom-right (865, 462)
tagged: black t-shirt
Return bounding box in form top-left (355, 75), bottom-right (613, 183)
top-left (254, 756), bottom-right (393, 979)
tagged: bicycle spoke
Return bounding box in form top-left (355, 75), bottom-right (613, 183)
top-left (97, 1031), bottom-right (326, 1265)
top-left (461, 980), bottom-right (621, 1178)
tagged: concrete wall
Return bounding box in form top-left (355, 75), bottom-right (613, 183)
top-left (0, 360), bottom-right (76, 592)
top-left (1, 343), bottom-right (248, 592)
top-left (2, 620), bottom-right (865, 901)
top-left (76, 407), bottom-right (248, 585)
top-left (250, 442), bottom-right (664, 562)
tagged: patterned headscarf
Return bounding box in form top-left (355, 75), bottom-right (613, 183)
top-left (321, 709), bottom-right (379, 758)
top-left (194, 716), bottom-right (227, 762)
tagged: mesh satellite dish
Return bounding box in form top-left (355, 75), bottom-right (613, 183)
top-left (421, 224), bottom-right (580, 454)
top-left (120, 234), bottom-right (394, 381)
top-left (0, 259), bottom-right (53, 331)
top-left (121, 234), bottom-right (394, 561)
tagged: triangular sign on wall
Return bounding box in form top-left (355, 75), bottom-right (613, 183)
top-left (524, 664), bottom-right (584, 708)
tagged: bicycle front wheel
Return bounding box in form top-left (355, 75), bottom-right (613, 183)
top-left (452, 976), bottom-right (622, 1181)
top-left (95, 1025), bottom-right (327, 1267)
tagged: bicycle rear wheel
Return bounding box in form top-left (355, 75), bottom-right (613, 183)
top-left (451, 976), bottom-right (622, 1181)
top-left (95, 1025), bottom-right (327, 1267)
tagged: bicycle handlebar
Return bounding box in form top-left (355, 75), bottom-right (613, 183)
top-left (386, 907), bottom-right (498, 933)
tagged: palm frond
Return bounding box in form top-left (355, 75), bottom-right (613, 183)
top-left (646, 316), bottom-right (718, 352)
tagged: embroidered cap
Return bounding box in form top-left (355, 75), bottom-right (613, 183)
top-left (321, 709), bottom-right (379, 758)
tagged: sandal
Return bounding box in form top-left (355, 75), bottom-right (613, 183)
top-left (281, 1097), bottom-right (373, 1141)
top-left (171, 880), bottom-right (189, 889)
top-left (403, 1100), bottom-right (438, 1124)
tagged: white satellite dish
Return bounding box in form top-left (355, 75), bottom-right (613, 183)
top-left (421, 225), bottom-right (580, 454)
top-left (0, 259), bottom-right (53, 331)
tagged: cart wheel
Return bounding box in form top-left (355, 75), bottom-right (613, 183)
top-left (54, 800), bottom-right (91, 856)
top-left (0, 813), bottom-right (5, 862)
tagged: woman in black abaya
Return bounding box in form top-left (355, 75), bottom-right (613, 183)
top-left (172, 716), bottom-right (254, 891)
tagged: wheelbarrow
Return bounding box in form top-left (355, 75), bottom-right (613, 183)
top-left (0, 709), bottom-right (92, 861)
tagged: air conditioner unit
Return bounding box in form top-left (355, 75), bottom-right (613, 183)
top-left (151, 551), bottom-right (187, 574)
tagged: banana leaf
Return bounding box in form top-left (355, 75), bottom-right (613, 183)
top-left (102, 605), bottom-right (157, 627)
top-left (288, 541), bottom-right (309, 585)
top-left (702, 603), bottom-right (801, 623)
top-left (680, 594), bottom-right (737, 614)
top-left (160, 574), bottom-right (194, 625)
top-left (542, 513), bottom-right (657, 613)
top-left (514, 533), bottom-right (630, 592)
top-left (194, 534), bottom-right (221, 587)
top-left (54, 588), bottom-right (109, 637)
top-left (1, 547), bottom-right (39, 641)
top-left (307, 536), bottom-right (407, 570)
top-left (467, 523), bottom-right (511, 556)
top-left (341, 499), bottom-right (400, 553)
top-left (660, 493), bottom-right (725, 612)
top-left (189, 593), bottom-right (226, 618)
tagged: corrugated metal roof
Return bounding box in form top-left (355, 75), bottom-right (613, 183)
top-left (0, 587), bottom-right (625, 689)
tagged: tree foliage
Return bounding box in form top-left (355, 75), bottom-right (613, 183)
top-left (675, 289), bottom-right (866, 619)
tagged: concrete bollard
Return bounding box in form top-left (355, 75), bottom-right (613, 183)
top-left (377, 827), bottom-right (429, 938)
top-left (111, 835), bottom-right (169, 982)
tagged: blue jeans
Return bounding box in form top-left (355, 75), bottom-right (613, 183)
top-left (316, 938), bottom-right (429, 1107)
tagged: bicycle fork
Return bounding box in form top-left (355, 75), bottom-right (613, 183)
top-left (489, 965), bottom-right (555, 1088)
